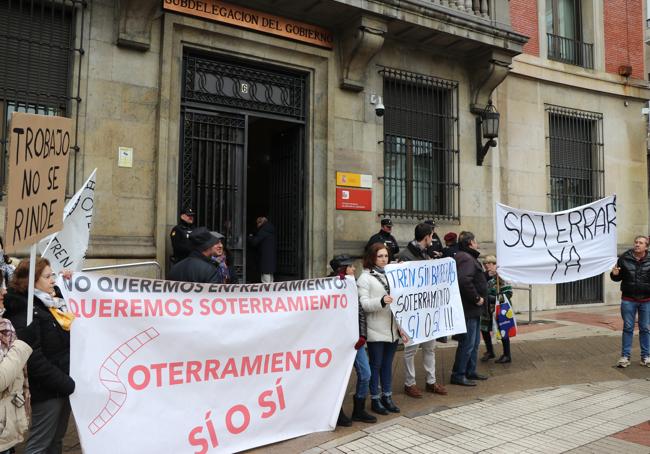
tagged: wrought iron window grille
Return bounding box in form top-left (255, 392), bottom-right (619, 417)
top-left (547, 33), bottom-right (594, 69)
top-left (379, 67), bottom-right (460, 221)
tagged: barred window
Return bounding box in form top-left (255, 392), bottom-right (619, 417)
top-left (0, 0), bottom-right (85, 194)
top-left (547, 104), bottom-right (604, 305)
top-left (380, 68), bottom-right (459, 220)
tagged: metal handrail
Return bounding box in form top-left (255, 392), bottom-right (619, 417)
top-left (547, 33), bottom-right (594, 69)
top-left (82, 261), bottom-right (162, 279)
top-left (512, 285), bottom-right (533, 324)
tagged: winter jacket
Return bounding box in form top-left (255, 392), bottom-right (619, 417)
top-left (0, 340), bottom-right (31, 451)
top-left (170, 220), bottom-right (194, 263)
top-left (610, 249), bottom-right (650, 301)
top-left (366, 231), bottom-right (400, 261)
top-left (168, 251), bottom-right (225, 284)
top-left (426, 233), bottom-right (444, 258)
top-left (357, 270), bottom-right (400, 342)
top-left (455, 248), bottom-right (488, 319)
top-left (248, 221), bottom-right (277, 274)
top-left (398, 241), bottom-right (430, 262)
top-left (4, 289), bottom-right (75, 403)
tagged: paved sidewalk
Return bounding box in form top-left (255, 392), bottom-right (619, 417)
top-left (307, 380), bottom-right (650, 454)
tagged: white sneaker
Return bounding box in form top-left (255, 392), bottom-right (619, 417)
top-left (617, 356), bottom-right (631, 368)
top-left (640, 357), bottom-right (650, 367)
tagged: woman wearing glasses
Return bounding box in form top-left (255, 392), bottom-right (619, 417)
top-left (5, 259), bottom-right (75, 454)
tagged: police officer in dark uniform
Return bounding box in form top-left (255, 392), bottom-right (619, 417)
top-left (424, 220), bottom-right (443, 259)
top-left (366, 218), bottom-right (400, 262)
top-left (170, 207), bottom-right (195, 263)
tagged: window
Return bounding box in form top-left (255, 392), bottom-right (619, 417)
top-left (381, 68), bottom-right (459, 220)
top-left (546, 0), bottom-right (593, 68)
top-left (547, 104), bottom-right (604, 305)
top-left (0, 0), bottom-right (84, 194)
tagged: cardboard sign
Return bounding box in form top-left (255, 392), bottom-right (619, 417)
top-left (496, 196), bottom-right (617, 284)
top-left (163, 0), bottom-right (333, 49)
top-left (62, 274), bottom-right (357, 453)
top-left (4, 112), bottom-right (72, 252)
top-left (385, 259), bottom-right (466, 346)
top-left (336, 187), bottom-right (372, 211)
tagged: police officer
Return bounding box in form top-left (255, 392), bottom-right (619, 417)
top-left (366, 218), bottom-right (399, 262)
top-left (170, 207), bottom-right (195, 263)
top-left (424, 220), bottom-right (443, 259)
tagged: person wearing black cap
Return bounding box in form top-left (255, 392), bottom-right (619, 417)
top-left (365, 218), bottom-right (399, 262)
top-left (329, 255), bottom-right (377, 426)
top-left (170, 207), bottom-right (196, 263)
top-left (168, 227), bottom-right (226, 283)
top-left (424, 220), bottom-right (443, 259)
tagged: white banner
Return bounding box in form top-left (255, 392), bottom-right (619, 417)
top-left (385, 258), bottom-right (466, 346)
top-left (61, 274), bottom-right (357, 453)
top-left (39, 169), bottom-right (96, 272)
top-left (496, 195), bottom-right (618, 284)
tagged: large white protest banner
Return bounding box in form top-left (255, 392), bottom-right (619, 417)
top-left (39, 169), bottom-right (96, 272)
top-left (496, 195), bottom-right (617, 284)
top-left (385, 258), bottom-right (466, 346)
top-left (62, 274), bottom-right (357, 453)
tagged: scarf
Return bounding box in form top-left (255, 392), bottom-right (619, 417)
top-left (34, 289), bottom-right (75, 331)
top-left (211, 255), bottom-right (232, 284)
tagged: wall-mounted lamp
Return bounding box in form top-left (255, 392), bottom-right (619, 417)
top-left (476, 99), bottom-right (500, 166)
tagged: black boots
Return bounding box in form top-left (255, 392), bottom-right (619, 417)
top-left (371, 397), bottom-right (389, 415)
top-left (337, 409), bottom-right (352, 427)
top-left (380, 395), bottom-right (400, 413)
top-left (351, 397), bottom-right (377, 423)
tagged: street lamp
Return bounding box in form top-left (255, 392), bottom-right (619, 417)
top-left (476, 99), bottom-right (500, 166)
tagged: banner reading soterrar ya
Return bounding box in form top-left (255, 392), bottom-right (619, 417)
top-left (62, 273), bottom-right (357, 453)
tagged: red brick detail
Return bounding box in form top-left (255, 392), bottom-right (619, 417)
top-left (604, 0), bottom-right (645, 79)
top-left (510, 0), bottom-right (539, 56)
top-left (612, 421), bottom-right (650, 447)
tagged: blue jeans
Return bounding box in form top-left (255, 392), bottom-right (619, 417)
top-left (452, 317), bottom-right (481, 380)
top-left (354, 347), bottom-right (371, 399)
top-left (621, 300), bottom-right (650, 358)
top-left (367, 341), bottom-right (398, 399)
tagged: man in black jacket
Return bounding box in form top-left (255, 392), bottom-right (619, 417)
top-left (170, 207), bottom-right (195, 263)
top-left (248, 217), bottom-right (277, 283)
top-left (366, 218), bottom-right (399, 262)
top-left (610, 235), bottom-right (650, 368)
top-left (168, 227), bottom-right (226, 284)
top-left (451, 231), bottom-right (488, 386)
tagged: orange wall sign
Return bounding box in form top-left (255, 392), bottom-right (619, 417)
top-left (163, 0), bottom-right (334, 49)
top-left (336, 188), bottom-right (372, 211)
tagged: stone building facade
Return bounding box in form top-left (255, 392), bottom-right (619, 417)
top-left (1, 0), bottom-right (648, 311)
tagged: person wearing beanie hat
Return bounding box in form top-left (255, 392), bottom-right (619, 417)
top-left (328, 255), bottom-right (377, 426)
top-left (168, 227), bottom-right (227, 283)
top-left (170, 207), bottom-right (196, 263)
top-left (442, 231), bottom-right (459, 258)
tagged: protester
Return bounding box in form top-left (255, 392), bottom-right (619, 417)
top-left (480, 255), bottom-right (514, 364)
top-left (5, 258), bottom-right (76, 454)
top-left (610, 235), bottom-right (650, 368)
top-left (398, 223), bottom-right (448, 398)
top-left (365, 218), bottom-right (399, 262)
top-left (168, 227), bottom-right (230, 283)
top-left (0, 236), bottom-right (16, 285)
top-left (248, 216), bottom-right (277, 283)
top-left (329, 255), bottom-right (376, 426)
top-left (357, 243), bottom-right (405, 415)
top-left (0, 271), bottom-right (33, 454)
top-left (442, 232), bottom-right (459, 258)
top-left (423, 220), bottom-right (443, 259)
top-left (209, 234), bottom-right (237, 284)
top-left (170, 207), bottom-right (196, 263)
top-left (451, 231), bottom-right (488, 386)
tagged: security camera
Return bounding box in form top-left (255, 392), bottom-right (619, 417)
top-left (375, 96), bottom-right (385, 117)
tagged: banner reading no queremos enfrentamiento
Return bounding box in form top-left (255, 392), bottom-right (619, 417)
top-left (496, 195), bottom-right (617, 284)
top-left (62, 274), bottom-right (357, 453)
top-left (386, 258), bottom-right (466, 346)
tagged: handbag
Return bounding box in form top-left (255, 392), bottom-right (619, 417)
top-left (495, 294), bottom-right (517, 340)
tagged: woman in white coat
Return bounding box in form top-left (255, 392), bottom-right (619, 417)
top-left (357, 243), bottom-right (405, 415)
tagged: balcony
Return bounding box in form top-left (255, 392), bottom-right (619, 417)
top-left (547, 33), bottom-right (594, 69)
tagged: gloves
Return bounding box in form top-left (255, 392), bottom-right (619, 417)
top-left (16, 320), bottom-right (40, 349)
top-left (354, 336), bottom-right (366, 350)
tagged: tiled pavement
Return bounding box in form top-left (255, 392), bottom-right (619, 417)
top-left (307, 380), bottom-right (650, 454)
